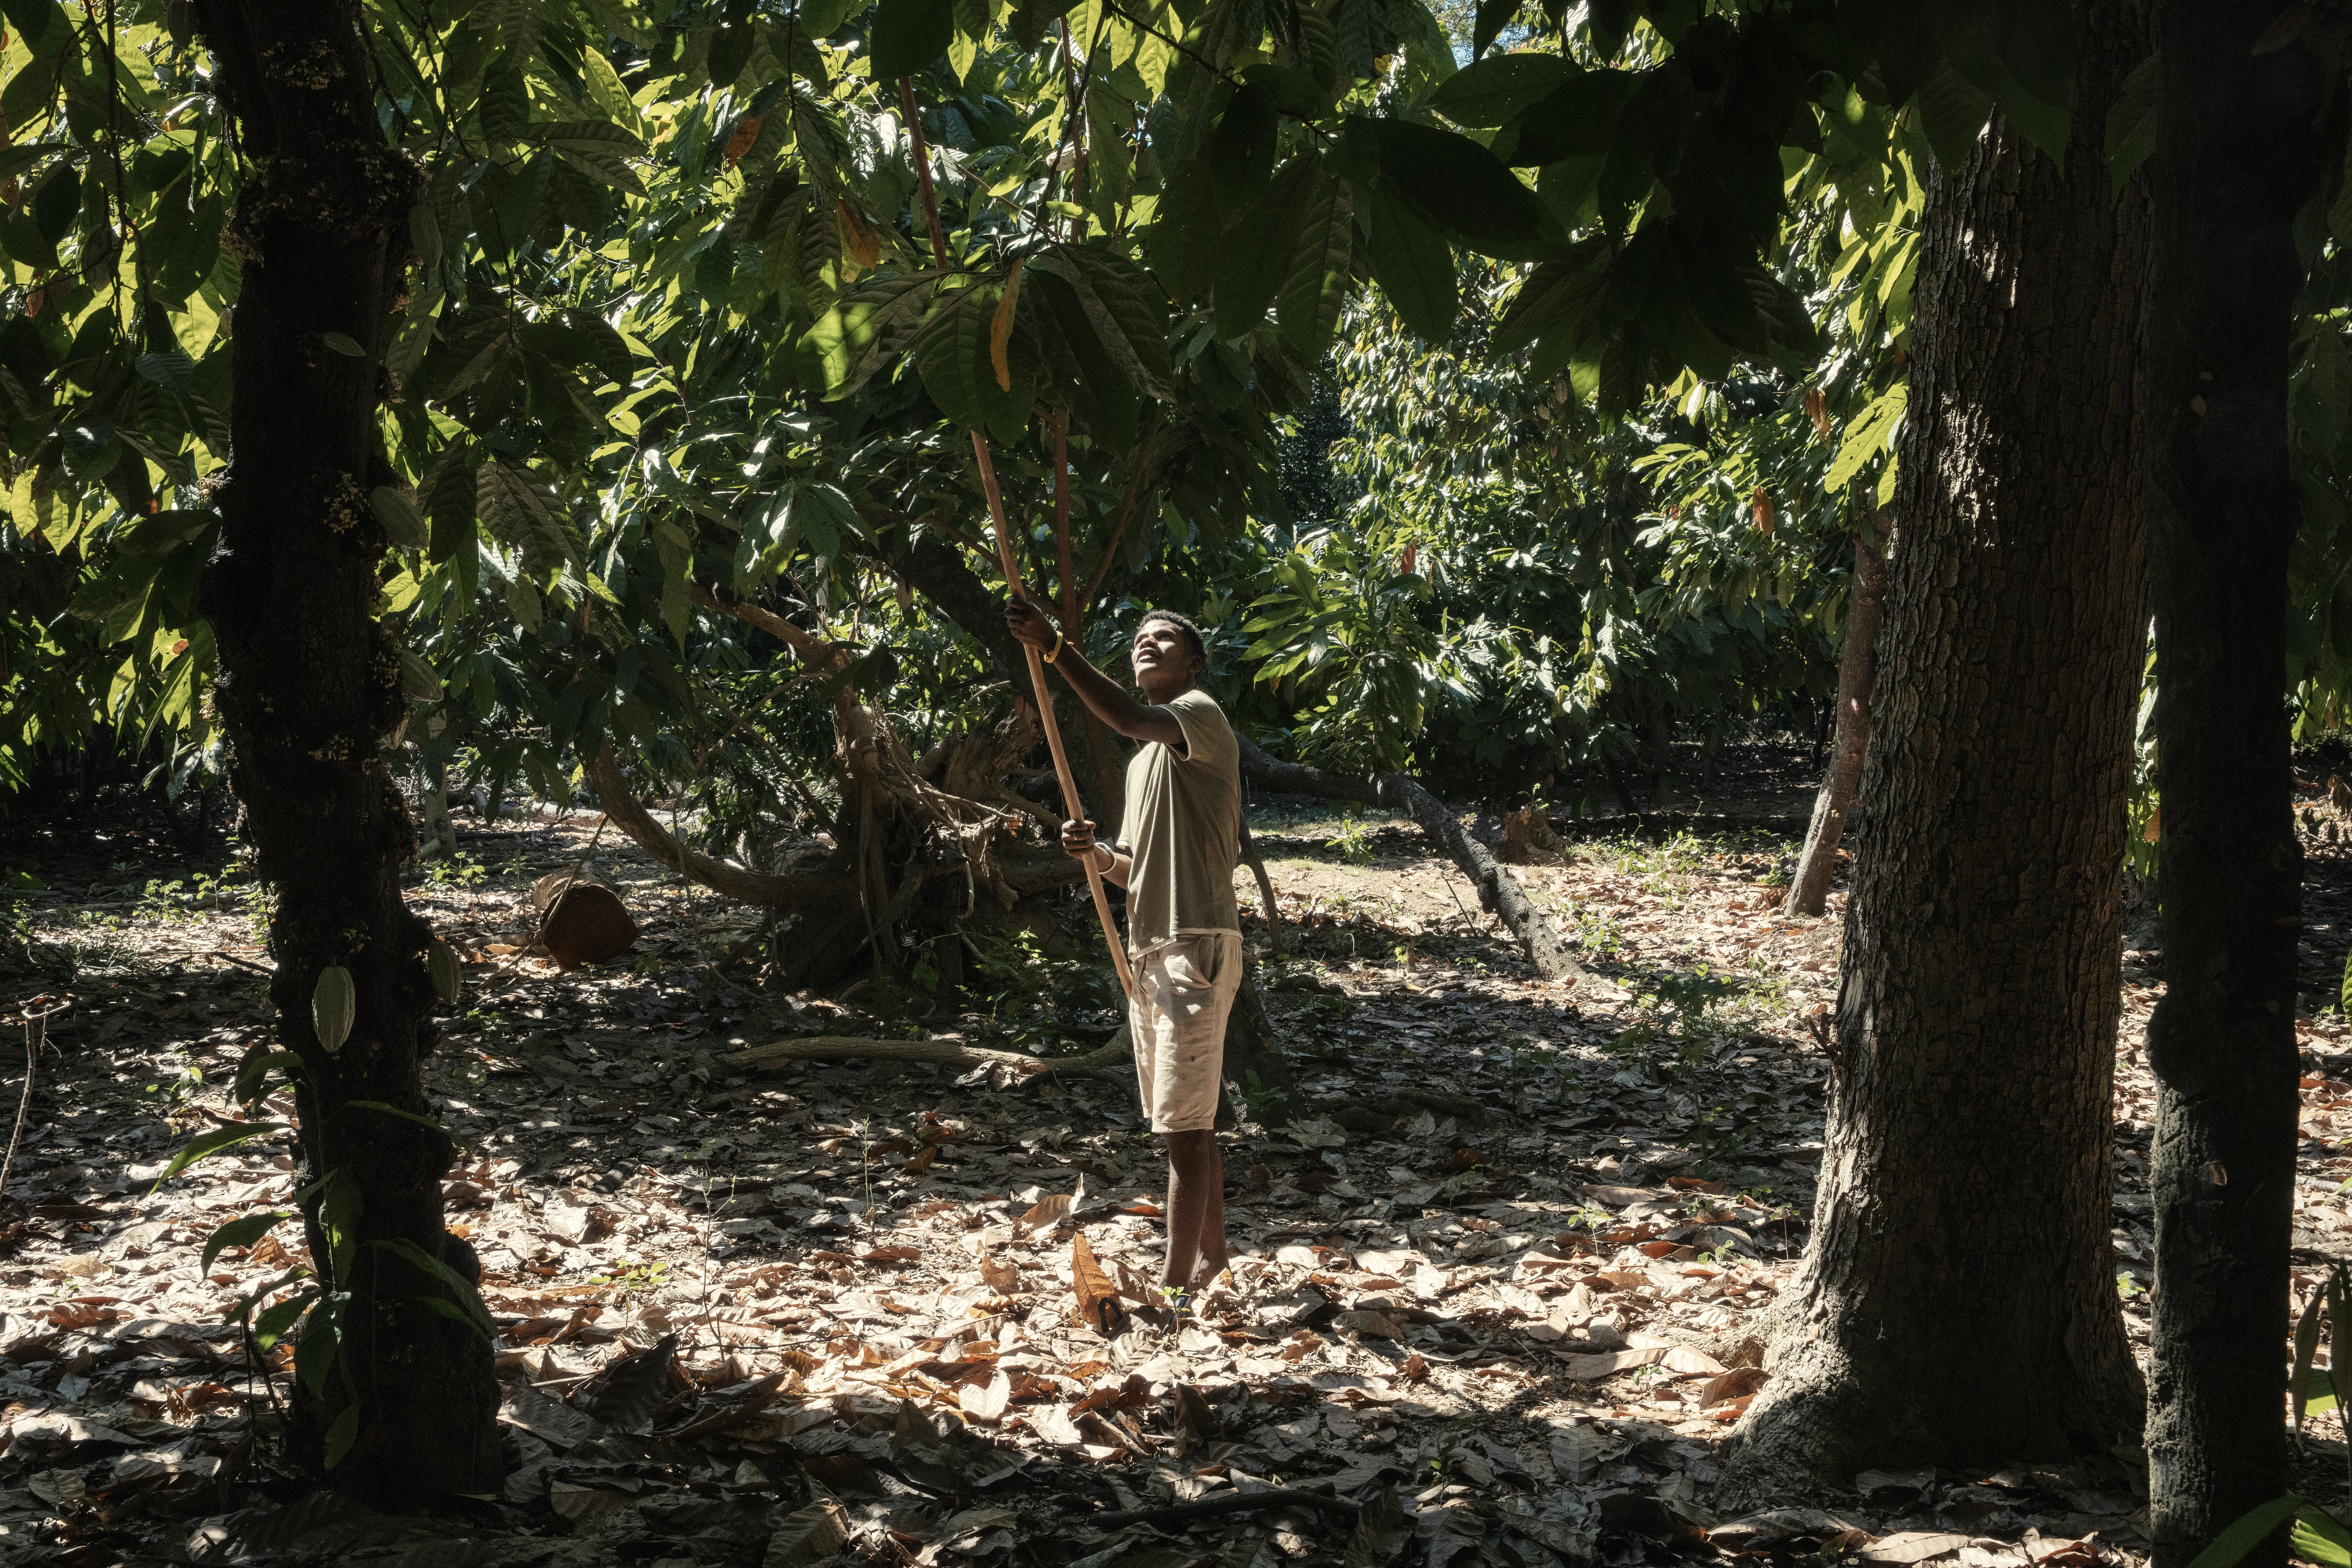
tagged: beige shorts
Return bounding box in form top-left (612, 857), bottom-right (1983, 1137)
top-left (1129, 930), bottom-right (1243, 1134)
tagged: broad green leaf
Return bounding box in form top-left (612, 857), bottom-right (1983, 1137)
top-left (1032, 269), bottom-right (1140, 447)
top-left (202, 1211), bottom-right (293, 1277)
top-left (1362, 179), bottom-right (1457, 342)
top-left (1365, 117), bottom-right (1544, 251)
top-left (2101, 52), bottom-right (2158, 198)
top-left (2294, 1509), bottom-right (2352, 1568)
top-left (1921, 4), bottom-right (2073, 173)
top-left (248, 1283), bottom-right (319, 1349)
top-left (871, 0), bottom-right (955, 82)
top-left (370, 487), bottom-right (429, 550)
top-left (371, 1237), bottom-right (496, 1338)
top-left (342, 1098), bottom-right (449, 1136)
top-left (1210, 83), bottom-right (1279, 223)
top-left (1278, 169), bottom-right (1353, 358)
top-left (2186, 1496), bottom-right (2304, 1568)
top-left (2295, 1284), bottom-right (2327, 1435)
top-left (296, 1292), bottom-right (349, 1398)
top-left (233, 1049), bottom-right (303, 1106)
top-left (798, 271), bottom-right (943, 401)
top-left (916, 286), bottom-right (1029, 444)
top-left (1029, 248), bottom-right (1173, 398)
top-left (1468, 0), bottom-right (1516, 59)
top-left (151, 1121), bottom-right (289, 1191)
top-left (1211, 156), bottom-right (1315, 341)
top-left (1429, 54), bottom-right (1574, 127)
top-left (477, 458), bottom-right (578, 564)
top-left (526, 120), bottom-right (649, 197)
top-left (1913, 64), bottom-right (1995, 175)
top-left (324, 1405), bottom-right (362, 1468)
top-left (1504, 69), bottom-right (1640, 167)
top-left (1144, 159), bottom-right (1223, 303)
top-left (319, 1170), bottom-right (363, 1287)
top-left (1825, 384), bottom-right (1907, 495)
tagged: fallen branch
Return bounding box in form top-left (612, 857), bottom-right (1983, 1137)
top-left (723, 1031), bottom-right (1132, 1077)
top-left (1236, 740), bottom-right (1586, 982)
top-left (1081, 1488), bottom-right (1362, 1529)
top-left (1238, 818), bottom-right (1284, 956)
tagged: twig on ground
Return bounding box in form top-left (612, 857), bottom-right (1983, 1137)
top-left (2, 999), bottom-right (66, 1200)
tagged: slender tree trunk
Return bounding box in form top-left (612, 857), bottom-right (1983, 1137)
top-left (1787, 503), bottom-right (1887, 918)
top-left (2142, 7), bottom-right (2322, 1563)
top-left (193, 0), bottom-right (497, 1502)
top-left (1234, 738), bottom-right (1585, 982)
top-left (1723, 3), bottom-right (2151, 1494)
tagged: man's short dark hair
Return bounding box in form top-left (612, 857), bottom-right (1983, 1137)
top-left (1138, 608), bottom-right (1207, 666)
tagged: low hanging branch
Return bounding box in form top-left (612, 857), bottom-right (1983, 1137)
top-left (588, 740), bottom-right (856, 908)
top-left (1237, 738), bottom-right (1586, 983)
top-left (901, 72), bottom-right (1135, 1003)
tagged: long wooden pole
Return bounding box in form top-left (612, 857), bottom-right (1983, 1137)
top-left (899, 78), bottom-right (1134, 1002)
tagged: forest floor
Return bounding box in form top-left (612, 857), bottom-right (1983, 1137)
top-left (3, 741), bottom-right (2352, 1568)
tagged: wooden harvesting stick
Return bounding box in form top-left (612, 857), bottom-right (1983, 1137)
top-left (899, 78), bottom-right (1135, 1002)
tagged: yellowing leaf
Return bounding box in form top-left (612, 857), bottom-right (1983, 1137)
top-left (724, 114), bottom-right (766, 169)
top-left (839, 199), bottom-right (881, 272)
top-left (991, 258), bottom-right (1024, 392)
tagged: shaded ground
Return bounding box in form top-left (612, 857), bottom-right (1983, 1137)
top-left (0, 746), bottom-right (2347, 1568)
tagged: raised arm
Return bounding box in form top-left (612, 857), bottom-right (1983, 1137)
top-left (1004, 598), bottom-right (1186, 749)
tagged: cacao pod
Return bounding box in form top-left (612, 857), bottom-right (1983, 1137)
top-left (428, 940), bottom-right (461, 1004)
top-left (312, 965), bottom-right (356, 1055)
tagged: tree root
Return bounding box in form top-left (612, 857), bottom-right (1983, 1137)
top-left (722, 1030), bottom-right (1133, 1077)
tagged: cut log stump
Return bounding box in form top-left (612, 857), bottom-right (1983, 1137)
top-left (540, 882), bottom-right (638, 969)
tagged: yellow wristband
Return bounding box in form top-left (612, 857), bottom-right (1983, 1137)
top-left (1043, 628), bottom-right (1063, 663)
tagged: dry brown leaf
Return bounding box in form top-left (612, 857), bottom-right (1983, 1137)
top-left (1699, 1366), bottom-right (1767, 1408)
top-left (1069, 1233), bottom-right (1122, 1335)
top-left (767, 1498), bottom-right (852, 1567)
top-left (1029, 1404), bottom-right (1084, 1444)
top-left (978, 1251), bottom-right (1021, 1293)
top-left (1015, 1191), bottom-right (1073, 1236)
top-left (862, 1244), bottom-right (921, 1264)
top-left (1860, 1532), bottom-right (1973, 1565)
top-left (1559, 1345), bottom-right (1666, 1381)
top-left (1171, 1382), bottom-right (1220, 1439)
top-left (957, 1370), bottom-right (1011, 1424)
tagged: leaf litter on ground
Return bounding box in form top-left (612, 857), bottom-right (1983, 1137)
top-left (13, 746), bottom-right (2351, 1566)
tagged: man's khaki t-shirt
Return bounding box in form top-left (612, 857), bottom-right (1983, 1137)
top-left (1115, 687), bottom-right (1240, 954)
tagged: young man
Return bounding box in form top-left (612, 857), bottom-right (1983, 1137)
top-left (1003, 598), bottom-right (1240, 1292)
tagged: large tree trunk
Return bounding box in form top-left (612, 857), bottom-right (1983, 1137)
top-left (1722, 5), bottom-right (2151, 1494)
top-left (1786, 503), bottom-right (1887, 918)
top-left (193, 0), bottom-right (497, 1502)
top-left (2142, 7), bottom-right (2322, 1563)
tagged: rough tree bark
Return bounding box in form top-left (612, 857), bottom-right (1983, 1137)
top-left (1786, 502), bottom-right (1887, 918)
top-left (1236, 739), bottom-right (1584, 982)
top-left (192, 0), bottom-right (496, 1502)
top-left (2142, 6), bottom-right (2322, 1563)
top-left (1723, 4), bottom-right (2152, 1493)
